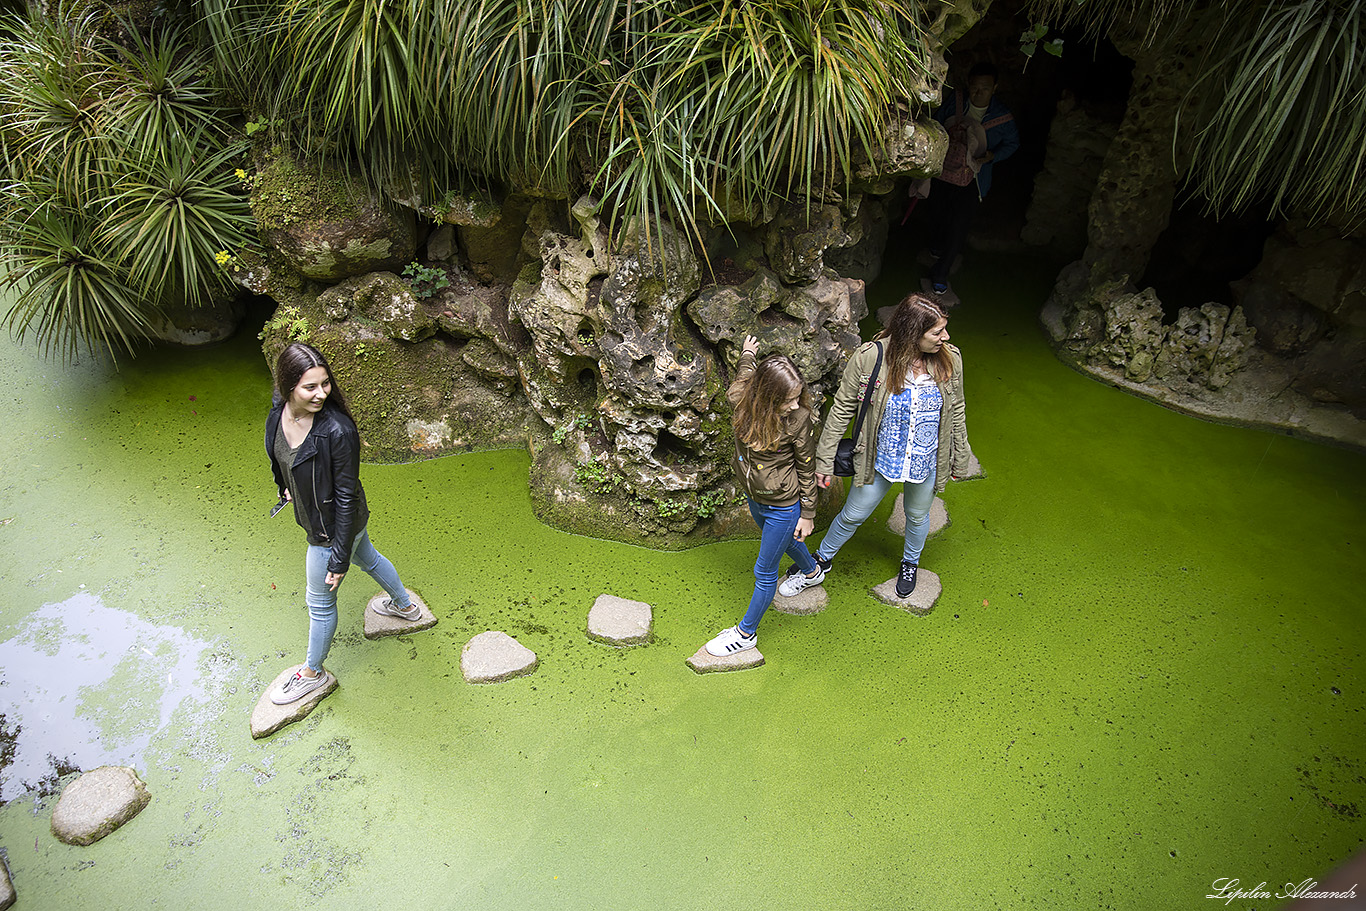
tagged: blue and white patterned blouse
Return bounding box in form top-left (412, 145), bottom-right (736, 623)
top-left (874, 374), bottom-right (942, 483)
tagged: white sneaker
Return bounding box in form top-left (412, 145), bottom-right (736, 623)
top-left (778, 564), bottom-right (826, 597)
top-left (271, 668), bottom-right (333, 705)
top-left (705, 626), bottom-right (757, 657)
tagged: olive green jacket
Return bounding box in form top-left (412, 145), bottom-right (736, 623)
top-left (814, 341), bottom-right (969, 493)
top-left (729, 351), bottom-right (819, 519)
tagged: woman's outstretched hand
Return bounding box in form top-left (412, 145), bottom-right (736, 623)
top-left (794, 516), bottom-right (814, 541)
top-left (816, 473), bottom-right (833, 488)
top-left (741, 334), bottom-right (759, 356)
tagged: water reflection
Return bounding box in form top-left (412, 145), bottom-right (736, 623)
top-left (0, 593), bottom-right (211, 801)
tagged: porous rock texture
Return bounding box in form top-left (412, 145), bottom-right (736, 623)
top-left (586, 594), bottom-right (652, 646)
top-left (462, 631), bottom-right (538, 684)
top-left (251, 666), bottom-right (338, 739)
top-left (871, 569), bottom-right (943, 616)
top-left (772, 585), bottom-right (828, 616)
top-left (686, 644), bottom-right (764, 673)
top-left (50, 766), bottom-right (151, 846)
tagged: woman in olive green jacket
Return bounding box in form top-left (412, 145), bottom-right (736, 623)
top-left (779, 294), bottom-right (970, 599)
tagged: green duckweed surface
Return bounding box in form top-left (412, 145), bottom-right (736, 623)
top-left (0, 255), bottom-right (1362, 911)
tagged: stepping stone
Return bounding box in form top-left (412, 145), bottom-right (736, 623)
top-left (363, 589), bottom-right (437, 640)
top-left (462, 631), bottom-right (537, 683)
top-left (919, 277), bottom-right (961, 309)
top-left (586, 594), bottom-right (652, 646)
top-left (886, 494), bottom-right (950, 537)
top-left (251, 666), bottom-right (338, 739)
top-left (772, 585), bottom-right (828, 615)
top-left (50, 766), bottom-right (151, 846)
top-left (870, 568), bottom-right (943, 616)
top-left (1, 853), bottom-right (13, 910)
top-left (686, 644), bottom-right (764, 674)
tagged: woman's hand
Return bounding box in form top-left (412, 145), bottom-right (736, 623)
top-left (325, 571), bottom-right (345, 592)
top-left (794, 516), bottom-right (814, 541)
top-left (283, 489), bottom-right (291, 502)
top-left (741, 334), bottom-right (759, 357)
top-left (816, 473), bottom-right (833, 489)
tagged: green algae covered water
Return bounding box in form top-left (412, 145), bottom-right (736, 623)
top-left (0, 257), bottom-right (1362, 911)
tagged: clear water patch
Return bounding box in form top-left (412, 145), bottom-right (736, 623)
top-left (0, 592), bottom-right (212, 801)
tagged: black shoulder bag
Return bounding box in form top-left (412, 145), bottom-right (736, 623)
top-left (832, 342), bottom-right (883, 477)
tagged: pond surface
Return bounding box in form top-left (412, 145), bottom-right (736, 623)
top-left (0, 254), bottom-right (1362, 910)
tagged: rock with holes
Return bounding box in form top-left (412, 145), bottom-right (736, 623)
top-left (886, 495), bottom-right (950, 538)
top-left (772, 585), bottom-right (828, 615)
top-left (462, 631), bottom-right (538, 683)
top-left (586, 594), bottom-right (653, 646)
top-left (363, 589), bottom-right (437, 639)
top-left (870, 569), bottom-right (943, 616)
top-left (251, 665), bottom-right (338, 739)
top-left (686, 644), bottom-right (765, 673)
top-left (50, 766), bottom-right (151, 846)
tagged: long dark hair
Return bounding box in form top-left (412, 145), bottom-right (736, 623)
top-left (274, 342), bottom-right (355, 423)
top-left (875, 294), bottom-right (952, 392)
top-left (731, 354), bottom-right (812, 451)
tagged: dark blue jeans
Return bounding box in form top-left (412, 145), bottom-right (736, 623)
top-left (739, 499), bottom-right (818, 636)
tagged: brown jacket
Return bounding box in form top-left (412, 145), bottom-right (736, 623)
top-left (728, 351), bottom-right (818, 520)
top-left (814, 341), bottom-right (969, 493)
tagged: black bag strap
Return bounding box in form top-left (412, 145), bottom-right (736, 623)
top-left (848, 342), bottom-right (883, 448)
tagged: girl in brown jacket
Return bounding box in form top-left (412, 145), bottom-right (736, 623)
top-left (704, 336), bottom-right (823, 656)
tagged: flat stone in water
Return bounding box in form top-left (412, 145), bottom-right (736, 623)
top-left (50, 766), bottom-right (150, 846)
top-left (251, 666), bottom-right (338, 739)
top-left (586, 594), bottom-right (652, 646)
top-left (0, 853), bottom-right (13, 910)
top-left (772, 585), bottom-right (828, 615)
top-left (886, 494), bottom-right (950, 537)
top-left (686, 645), bottom-right (765, 673)
top-left (871, 568), bottom-right (943, 616)
top-left (462, 631), bottom-right (537, 683)
top-left (363, 589), bottom-right (437, 639)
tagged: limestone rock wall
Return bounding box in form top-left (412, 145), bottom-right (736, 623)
top-left (247, 145), bottom-right (928, 545)
top-left (1021, 96), bottom-right (1118, 258)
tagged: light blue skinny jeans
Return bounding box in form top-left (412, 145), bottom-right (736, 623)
top-left (304, 526), bottom-right (410, 671)
top-left (815, 467), bottom-right (937, 566)
top-left (739, 499), bottom-right (819, 636)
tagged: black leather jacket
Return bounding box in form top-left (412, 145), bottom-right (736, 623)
top-left (266, 400), bottom-right (370, 575)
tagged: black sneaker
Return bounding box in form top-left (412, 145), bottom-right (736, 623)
top-left (784, 554), bottom-right (832, 577)
top-left (895, 561), bottom-right (919, 598)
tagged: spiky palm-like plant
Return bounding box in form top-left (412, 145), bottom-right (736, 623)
top-left (0, 9), bottom-right (255, 360)
top-left (1027, 0), bottom-right (1366, 225)
top-left (198, 0), bottom-right (932, 245)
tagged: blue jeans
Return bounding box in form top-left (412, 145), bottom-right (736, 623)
top-left (739, 500), bottom-right (818, 636)
top-left (304, 526), bottom-right (409, 671)
top-left (816, 468), bottom-right (937, 566)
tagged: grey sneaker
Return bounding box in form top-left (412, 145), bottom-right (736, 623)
top-left (372, 598), bottom-right (420, 621)
top-left (271, 668), bottom-right (332, 705)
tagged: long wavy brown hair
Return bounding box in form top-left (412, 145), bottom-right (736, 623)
top-left (875, 294), bottom-right (953, 393)
top-left (274, 342), bottom-right (356, 423)
top-left (731, 354), bottom-right (812, 451)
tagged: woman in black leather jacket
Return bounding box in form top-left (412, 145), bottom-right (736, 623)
top-left (265, 342), bottom-right (420, 704)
